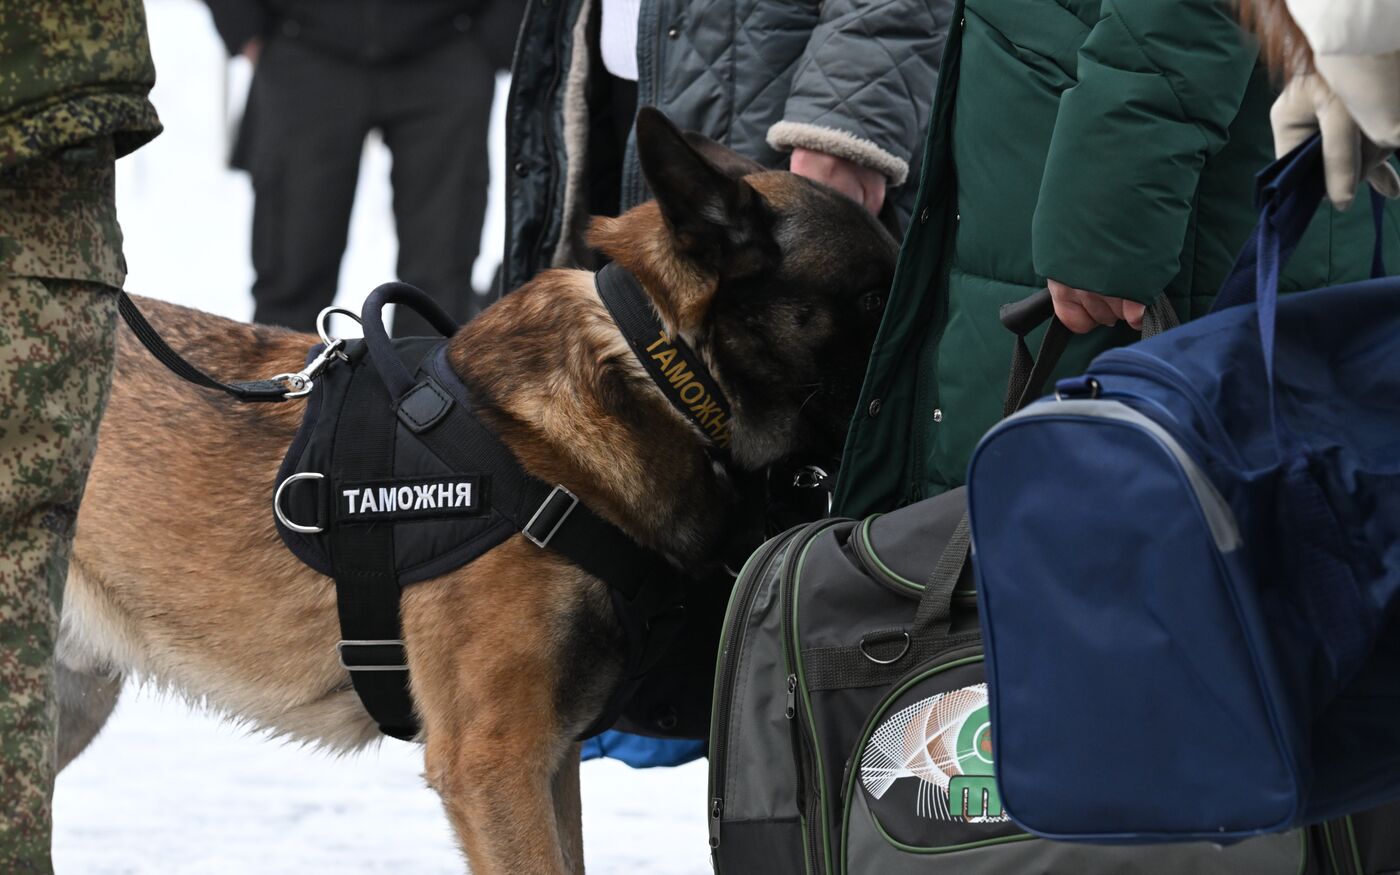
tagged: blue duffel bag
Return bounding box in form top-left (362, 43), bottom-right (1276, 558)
top-left (966, 136), bottom-right (1400, 843)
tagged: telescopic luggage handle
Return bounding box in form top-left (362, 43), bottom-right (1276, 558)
top-left (359, 282), bottom-right (460, 401)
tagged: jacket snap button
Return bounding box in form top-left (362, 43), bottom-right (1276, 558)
top-left (453, 13), bottom-right (472, 30)
top-left (513, 161), bottom-right (528, 178)
top-left (919, 206), bottom-right (930, 224)
top-left (667, 26), bottom-right (680, 39)
top-left (281, 19), bottom-right (301, 37)
top-left (933, 408), bottom-right (943, 423)
top-left (868, 399), bottom-right (882, 418)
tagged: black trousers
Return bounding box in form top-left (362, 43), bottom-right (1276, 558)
top-left (244, 32), bottom-right (494, 336)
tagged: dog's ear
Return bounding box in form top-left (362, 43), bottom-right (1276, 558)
top-left (635, 107), bottom-right (775, 279)
top-left (681, 130), bottom-right (767, 179)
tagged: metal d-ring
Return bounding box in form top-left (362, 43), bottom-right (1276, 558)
top-left (274, 472), bottom-right (324, 534)
top-left (316, 306), bottom-right (362, 361)
top-left (792, 465), bottom-right (830, 489)
top-left (859, 630), bottom-right (911, 665)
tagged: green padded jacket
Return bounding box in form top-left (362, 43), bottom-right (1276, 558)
top-left (834, 0), bottom-right (1400, 517)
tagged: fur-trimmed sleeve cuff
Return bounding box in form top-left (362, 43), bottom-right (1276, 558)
top-left (767, 121), bottom-right (909, 186)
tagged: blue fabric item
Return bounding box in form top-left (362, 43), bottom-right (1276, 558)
top-left (580, 731), bottom-right (706, 768)
top-left (966, 135), bottom-right (1400, 843)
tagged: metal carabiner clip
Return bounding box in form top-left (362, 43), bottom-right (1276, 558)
top-left (269, 337), bottom-right (346, 400)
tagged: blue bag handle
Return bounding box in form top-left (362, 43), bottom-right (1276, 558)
top-left (1213, 135), bottom-right (1388, 682)
top-left (1212, 135), bottom-right (1388, 447)
top-left (1214, 135), bottom-right (1388, 311)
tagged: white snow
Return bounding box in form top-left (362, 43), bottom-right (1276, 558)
top-left (51, 2), bottom-right (711, 871)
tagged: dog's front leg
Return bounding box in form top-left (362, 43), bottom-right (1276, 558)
top-left (424, 713), bottom-right (575, 874)
top-left (552, 742), bottom-right (584, 874)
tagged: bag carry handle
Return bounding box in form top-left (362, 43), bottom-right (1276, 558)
top-left (912, 289), bottom-right (1069, 634)
top-left (360, 282), bottom-right (460, 400)
top-left (1211, 135), bottom-right (1389, 449)
top-left (999, 288), bottom-right (1073, 418)
top-left (913, 289), bottom-right (1181, 633)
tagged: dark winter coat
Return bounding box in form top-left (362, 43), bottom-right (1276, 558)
top-left (500, 0), bottom-right (952, 293)
top-left (204, 0), bottom-right (521, 70)
top-left (833, 0), bottom-right (1400, 517)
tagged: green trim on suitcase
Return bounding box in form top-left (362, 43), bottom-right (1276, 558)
top-left (839, 656), bottom-right (1033, 870)
top-left (790, 527), bottom-right (843, 875)
top-left (854, 514), bottom-right (976, 600)
top-left (1345, 816), bottom-right (1364, 874)
top-left (855, 515), bottom-right (922, 594)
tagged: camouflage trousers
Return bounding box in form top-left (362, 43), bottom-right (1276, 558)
top-left (0, 139), bottom-right (123, 873)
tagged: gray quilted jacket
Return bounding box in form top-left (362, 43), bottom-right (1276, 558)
top-left (499, 0), bottom-right (952, 294)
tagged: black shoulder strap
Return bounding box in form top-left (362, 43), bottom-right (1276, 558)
top-left (594, 264), bottom-right (733, 452)
top-left (403, 368), bottom-right (675, 604)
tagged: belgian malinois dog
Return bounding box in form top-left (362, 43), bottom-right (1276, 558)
top-left (55, 108), bottom-right (897, 872)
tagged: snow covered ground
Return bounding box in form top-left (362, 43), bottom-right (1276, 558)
top-left (51, 2), bottom-right (711, 871)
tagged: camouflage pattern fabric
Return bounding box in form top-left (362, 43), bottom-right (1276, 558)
top-left (0, 0), bottom-right (161, 168)
top-left (0, 139), bottom-right (124, 872)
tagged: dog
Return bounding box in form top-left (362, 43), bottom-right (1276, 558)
top-left (55, 108), bottom-right (898, 873)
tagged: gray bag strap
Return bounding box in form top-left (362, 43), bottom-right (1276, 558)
top-left (1141, 294), bottom-right (1181, 337)
top-left (912, 514), bottom-right (971, 635)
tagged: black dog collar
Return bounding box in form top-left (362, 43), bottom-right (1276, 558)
top-left (594, 264), bottom-right (733, 451)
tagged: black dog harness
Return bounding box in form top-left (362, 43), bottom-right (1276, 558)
top-left (119, 266), bottom-right (733, 741)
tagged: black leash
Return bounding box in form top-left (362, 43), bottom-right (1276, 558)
top-left (594, 264), bottom-right (733, 452)
top-left (117, 292), bottom-right (294, 402)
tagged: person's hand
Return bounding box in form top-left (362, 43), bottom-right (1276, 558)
top-left (241, 37), bottom-right (264, 65)
top-left (1272, 73), bottom-right (1400, 212)
top-left (1047, 279), bottom-right (1145, 334)
top-left (790, 147), bottom-right (887, 215)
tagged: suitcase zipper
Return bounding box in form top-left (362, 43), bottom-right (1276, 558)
top-left (1322, 816), bottom-right (1365, 875)
top-left (707, 522), bottom-right (818, 859)
top-left (1091, 348), bottom-right (1247, 470)
top-left (782, 522), bottom-right (848, 875)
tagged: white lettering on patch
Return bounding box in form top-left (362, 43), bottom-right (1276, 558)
top-left (338, 477), bottom-right (482, 519)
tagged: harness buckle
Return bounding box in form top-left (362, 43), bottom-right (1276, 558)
top-left (523, 485), bottom-right (579, 549)
top-left (337, 640), bottom-right (408, 672)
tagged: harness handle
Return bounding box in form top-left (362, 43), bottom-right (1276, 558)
top-left (360, 282), bottom-right (460, 400)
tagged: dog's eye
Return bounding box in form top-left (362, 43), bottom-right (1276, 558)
top-left (860, 291), bottom-right (886, 313)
